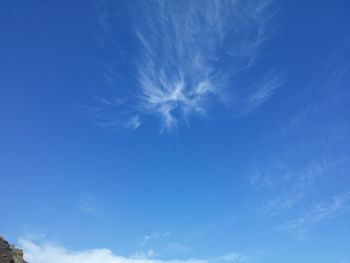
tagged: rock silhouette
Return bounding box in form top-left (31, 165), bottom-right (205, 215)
top-left (0, 237), bottom-right (27, 263)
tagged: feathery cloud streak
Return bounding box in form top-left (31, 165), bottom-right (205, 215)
top-left (249, 63), bottom-right (350, 239)
top-left (97, 0), bottom-right (279, 131)
top-left (275, 192), bottom-right (350, 240)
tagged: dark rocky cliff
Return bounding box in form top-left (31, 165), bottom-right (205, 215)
top-left (0, 237), bottom-right (27, 263)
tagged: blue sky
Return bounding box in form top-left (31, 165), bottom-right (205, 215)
top-left (0, 0), bottom-right (350, 262)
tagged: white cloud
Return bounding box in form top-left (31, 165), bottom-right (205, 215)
top-left (19, 238), bottom-right (246, 263)
top-left (215, 253), bottom-right (248, 263)
top-left (95, 0), bottom-right (280, 132)
top-left (139, 231), bottom-right (171, 246)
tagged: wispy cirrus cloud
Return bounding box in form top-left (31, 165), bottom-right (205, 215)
top-left (249, 160), bottom-right (344, 214)
top-left (275, 192), bottom-right (350, 240)
top-left (93, 0), bottom-right (281, 132)
top-left (249, 151), bottom-right (350, 239)
top-left (249, 60), bottom-right (350, 240)
top-left (77, 195), bottom-right (104, 218)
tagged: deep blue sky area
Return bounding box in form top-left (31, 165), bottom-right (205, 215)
top-left (1, 1), bottom-right (350, 263)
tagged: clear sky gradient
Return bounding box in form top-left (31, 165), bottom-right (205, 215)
top-left (1, 0), bottom-right (350, 263)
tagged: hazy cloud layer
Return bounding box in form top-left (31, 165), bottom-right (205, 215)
top-left (77, 195), bottom-right (104, 218)
top-left (20, 238), bottom-right (246, 263)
